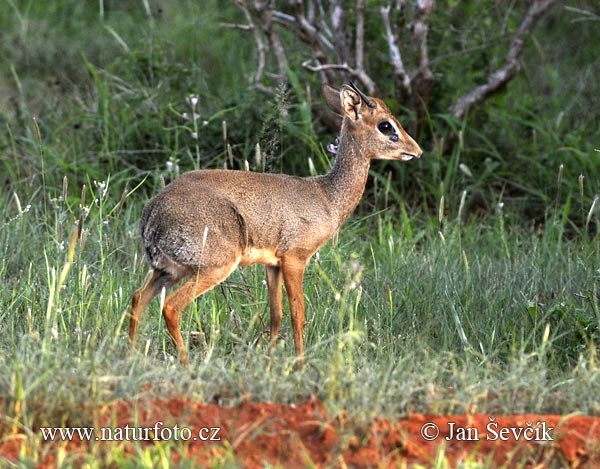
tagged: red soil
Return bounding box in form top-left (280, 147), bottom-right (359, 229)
top-left (1, 397), bottom-right (599, 467)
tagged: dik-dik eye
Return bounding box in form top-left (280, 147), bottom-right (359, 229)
top-left (378, 121), bottom-right (393, 134)
top-left (377, 120), bottom-right (399, 142)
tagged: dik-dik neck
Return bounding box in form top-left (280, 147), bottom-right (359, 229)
top-left (318, 130), bottom-right (371, 224)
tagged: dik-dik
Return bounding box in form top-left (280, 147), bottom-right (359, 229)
top-left (129, 83), bottom-right (422, 364)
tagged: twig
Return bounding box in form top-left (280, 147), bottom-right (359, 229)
top-left (301, 60), bottom-right (376, 95)
top-left (451, 0), bottom-right (557, 120)
top-left (220, 22), bottom-right (254, 31)
top-left (302, 60), bottom-right (354, 73)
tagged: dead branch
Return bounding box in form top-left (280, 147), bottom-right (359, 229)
top-left (220, 22), bottom-right (254, 31)
top-left (385, 0), bottom-right (432, 134)
top-left (328, 0), bottom-right (351, 67)
top-left (285, 0), bottom-right (377, 93)
top-left (381, 4), bottom-right (412, 98)
top-left (271, 10), bottom-right (334, 51)
top-left (233, 0), bottom-right (270, 92)
top-left (288, 0), bottom-right (336, 83)
top-left (353, 0), bottom-right (377, 94)
top-left (300, 59), bottom-right (376, 94)
top-left (355, 0), bottom-right (365, 73)
top-left (255, 0), bottom-right (288, 82)
top-left (301, 60), bottom-right (353, 73)
top-left (410, 0), bottom-right (435, 104)
top-left (451, 0), bottom-right (557, 120)
top-left (227, 0), bottom-right (556, 143)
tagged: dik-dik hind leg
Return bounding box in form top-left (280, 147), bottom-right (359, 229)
top-left (266, 265), bottom-right (283, 350)
top-left (282, 258), bottom-right (308, 362)
top-left (129, 269), bottom-right (178, 343)
top-left (162, 264), bottom-right (236, 364)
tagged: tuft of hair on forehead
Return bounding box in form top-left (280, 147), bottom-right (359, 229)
top-left (348, 82), bottom-right (376, 109)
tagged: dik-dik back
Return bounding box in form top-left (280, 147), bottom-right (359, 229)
top-left (141, 170), bottom-right (337, 278)
top-left (129, 83), bottom-right (422, 364)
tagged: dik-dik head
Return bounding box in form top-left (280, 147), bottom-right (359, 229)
top-left (323, 83), bottom-right (422, 161)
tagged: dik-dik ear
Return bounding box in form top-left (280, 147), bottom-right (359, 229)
top-left (340, 84), bottom-right (362, 121)
top-left (323, 83), bottom-right (362, 121)
top-left (322, 84), bottom-right (342, 116)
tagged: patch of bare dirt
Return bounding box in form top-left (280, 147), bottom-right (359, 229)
top-left (1, 398), bottom-right (599, 467)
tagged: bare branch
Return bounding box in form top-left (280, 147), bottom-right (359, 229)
top-left (411, 0), bottom-right (435, 84)
top-left (220, 22), bottom-right (254, 31)
top-left (271, 10), bottom-right (334, 50)
top-left (288, 0), bottom-right (336, 83)
top-left (329, 0), bottom-right (352, 68)
top-left (349, 0), bottom-right (378, 95)
top-left (451, 0), bottom-right (557, 120)
top-left (315, 0), bottom-right (334, 43)
top-left (381, 4), bottom-right (411, 96)
top-left (380, 5), bottom-right (403, 74)
top-left (233, 0), bottom-right (270, 90)
top-left (401, 0), bottom-right (435, 132)
top-left (302, 60), bottom-right (354, 73)
top-left (355, 0), bottom-right (365, 73)
top-left (253, 0), bottom-right (288, 82)
top-left (301, 59), bottom-right (377, 95)
top-left (307, 0), bottom-right (316, 24)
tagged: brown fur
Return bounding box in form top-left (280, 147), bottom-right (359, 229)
top-left (129, 84), bottom-right (422, 364)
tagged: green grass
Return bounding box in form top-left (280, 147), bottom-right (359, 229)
top-left (1, 173), bottom-right (600, 465)
top-left (2, 168), bottom-right (599, 413)
top-left (1, 0), bottom-right (600, 466)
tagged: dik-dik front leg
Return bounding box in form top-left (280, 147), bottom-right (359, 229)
top-left (282, 257), bottom-right (307, 362)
